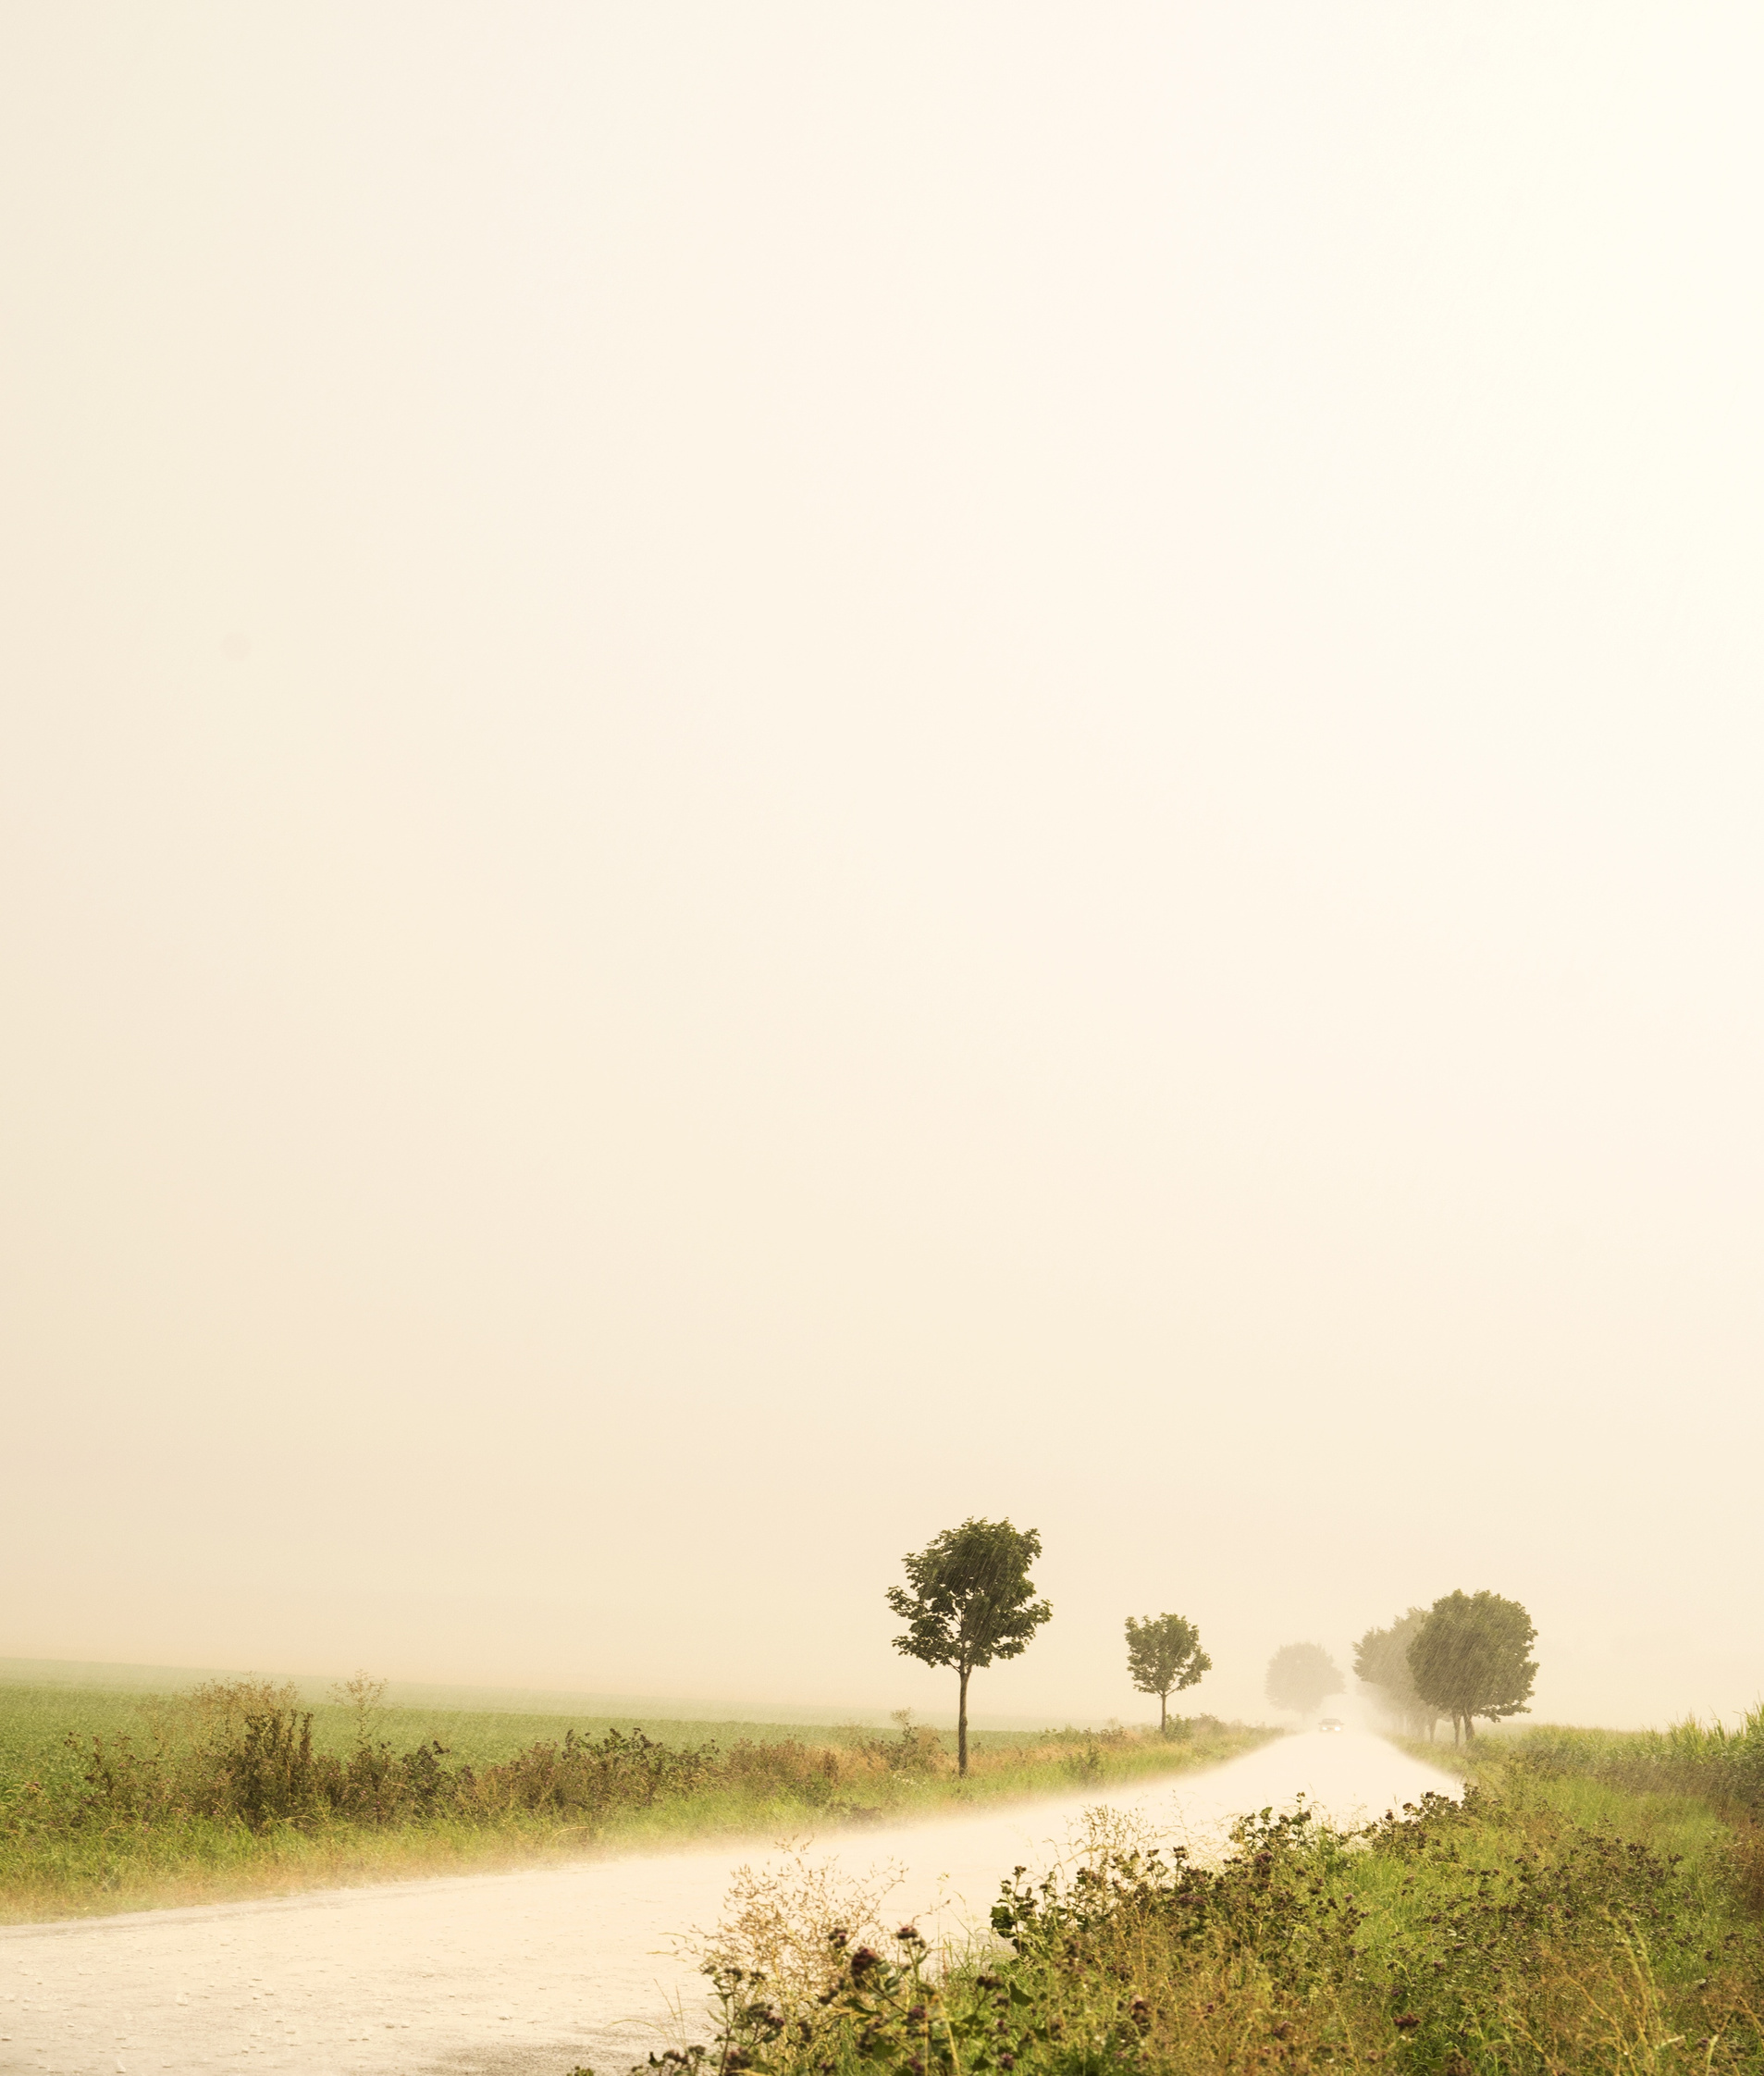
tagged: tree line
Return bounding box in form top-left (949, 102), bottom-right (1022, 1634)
top-left (885, 1515), bottom-right (1537, 1769)
top-left (1260, 1590), bottom-right (1537, 1745)
top-left (1351, 1590), bottom-right (1538, 1744)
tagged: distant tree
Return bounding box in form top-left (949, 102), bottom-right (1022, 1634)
top-left (1407, 1589), bottom-right (1537, 1746)
top-left (1124, 1613), bottom-right (1212, 1732)
top-left (1264, 1642), bottom-right (1345, 1721)
top-left (886, 1518), bottom-right (1052, 1776)
top-left (1352, 1609), bottom-right (1439, 1739)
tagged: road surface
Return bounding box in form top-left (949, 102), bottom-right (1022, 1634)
top-left (0, 1731), bottom-right (1459, 2076)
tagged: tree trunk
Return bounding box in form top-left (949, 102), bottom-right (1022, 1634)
top-left (957, 1666), bottom-right (970, 1777)
top-left (1159, 1689), bottom-right (1168, 1732)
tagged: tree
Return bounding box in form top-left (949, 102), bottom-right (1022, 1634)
top-left (1352, 1609), bottom-right (1439, 1740)
top-left (1407, 1589), bottom-right (1536, 1746)
top-left (885, 1518), bottom-right (1052, 1776)
top-left (1264, 1641), bottom-right (1344, 1721)
top-left (1124, 1613), bottom-right (1212, 1732)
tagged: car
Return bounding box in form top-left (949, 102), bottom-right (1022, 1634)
top-left (1317, 1716), bottom-right (1344, 1733)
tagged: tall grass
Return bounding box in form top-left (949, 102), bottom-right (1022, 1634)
top-left (0, 1681), bottom-right (1062, 1788)
top-left (0, 1679), bottom-right (1272, 1922)
top-left (663, 1765), bottom-right (1764, 2076)
top-left (1489, 1710), bottom-right (1764, 1819)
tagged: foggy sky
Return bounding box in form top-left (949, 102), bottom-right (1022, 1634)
top-left (4, 4), bottom-right (1760, 1731)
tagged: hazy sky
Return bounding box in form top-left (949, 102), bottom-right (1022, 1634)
top-left (4, 4), bottom-right (1761, 1731)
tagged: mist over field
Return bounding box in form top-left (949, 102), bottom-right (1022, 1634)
top-left (2, 5), bottom-right (1760, 1736)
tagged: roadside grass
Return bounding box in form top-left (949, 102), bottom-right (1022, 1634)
top-left (0, 1677), bottom-right (1228, 1788)
top-left (0, 1681), bottom-right (900, 1794)
top-left (679, 1760), bottom-right (1764, 2076)
top-left (1399, 1711), bottom-right (1764, 1811)
top-left (0, 1679), bottom-right (1274, 1923)
top-left (1400, 1732), bottom-right (1738, 1849)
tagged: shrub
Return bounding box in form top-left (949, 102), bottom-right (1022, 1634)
top-left (667, 1779), bottom-right (1764, 2076)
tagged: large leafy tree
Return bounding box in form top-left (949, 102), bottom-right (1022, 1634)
top-left (1124, 1613), bottom-right (1212, 1732)
top-left (1407, 1588), bottom-right (1537, 1745)
top-left (886, 1518), bottom-right (1052, 1775)
top-left (1264, 1641), bottom-right (1344, 1721)
top-left (1352, 1608), bottom-right (1439, 1739)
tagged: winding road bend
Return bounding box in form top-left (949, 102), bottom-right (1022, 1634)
top-left (0, 1731), bottom-right (1460, 2076)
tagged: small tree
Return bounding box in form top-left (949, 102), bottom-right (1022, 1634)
top-left (1407, 1589), bottom-right (1536, 1746)
top-left (1124, 1613), bottom-right (1212, 1732)
top-left (1264, 1641), bottom-right (1344, 1721)
top-left (1352, 1610), bottom-right (1438, 1740)
top-left (885, 1518), bottom-right (1052, 1776)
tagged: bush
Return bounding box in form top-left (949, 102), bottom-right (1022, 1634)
top-left (62, 1706), bottom-right (723, 1835)
top-left (39, 1689), bottom-right (1191, 1845)
top-left (669, 1779), bottom-right (1764, 2076)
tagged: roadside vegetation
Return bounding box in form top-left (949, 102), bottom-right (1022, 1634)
top-left (660, 1711), bottom-right (1764, 2076)
top-left (1490, 1717), bottom-right (1764, 1824)
top-left (0, 1675), bottom-right (1270, 1922)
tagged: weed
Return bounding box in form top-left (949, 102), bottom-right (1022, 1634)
top-left (698, 1841), bottom-right (908, 2017)
top-left (663, 1774), bottom-right (1764, 2076)
top-left (0, 1679), bottom-right (1273, 1920)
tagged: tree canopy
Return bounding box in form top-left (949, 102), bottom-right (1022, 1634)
top-left (1352, 1608), bottom-right (1437, 1738)
top-left (1124, 1613), bottom-right (1212, 1731)
top-left (1264, 1641), bottom-right (1344, 1719)
top-left (885, 1517), bottom-right (1051, 1775)
top-left (1407, 1588), bottom-right (1536, 1744)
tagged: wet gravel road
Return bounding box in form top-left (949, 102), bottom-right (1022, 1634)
top-left (0, 1731), bottom-right (1460, 2076)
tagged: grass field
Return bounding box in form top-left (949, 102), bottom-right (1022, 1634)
top-left (0, 1657), bottom-right (1079, 1728)
top-left (0, 1681), bottom-right (918, 1790)
top-left (0, 1671), bottom-right (1275, 1922)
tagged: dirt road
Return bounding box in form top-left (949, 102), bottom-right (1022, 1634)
top-left (0, 1732), bottom-right (1459, 2076)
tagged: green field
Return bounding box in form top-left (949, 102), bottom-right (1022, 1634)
top-left (0, 1665), bottom-right (1166, 1795)
top-left (0, 1656), bottom-right (1078, 1726)
top-left (0, 1680), bottom-right (878, 1790)
top-left (0, 1666), bottom-right (1273, 1922)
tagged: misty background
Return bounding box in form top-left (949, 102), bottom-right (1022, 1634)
top-left (3, 4), bottom-right (1759, 1731)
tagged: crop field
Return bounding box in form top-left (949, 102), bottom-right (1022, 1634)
top-left (0, 1670), bottom-right (1272, 1922)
